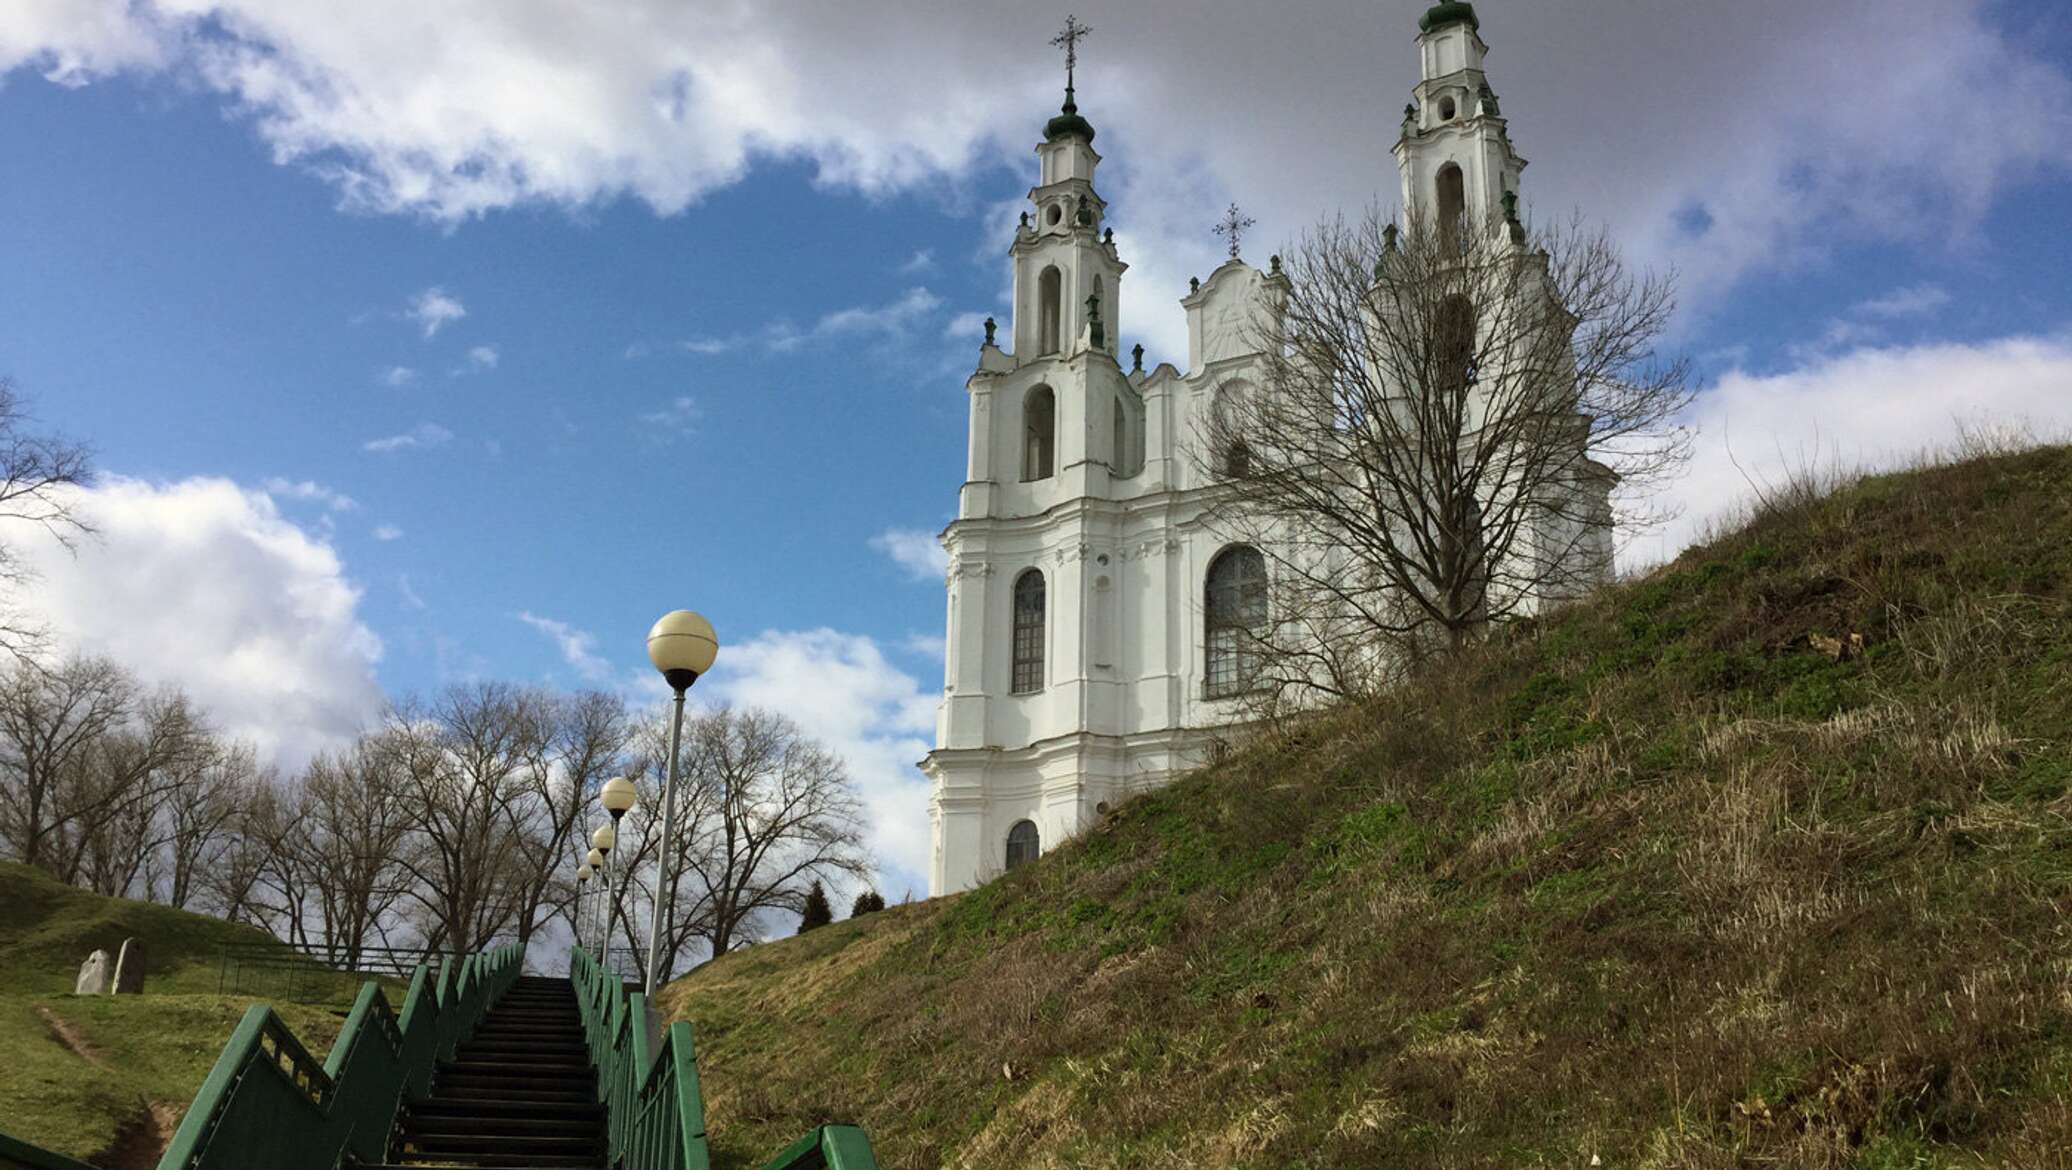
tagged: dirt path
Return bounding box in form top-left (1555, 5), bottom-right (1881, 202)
top-left (34, 1004), bottom-right (104, 1067)
top-left (37, 1004), bottom-right (180, 1170)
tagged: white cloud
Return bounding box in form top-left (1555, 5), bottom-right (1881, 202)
top-left (1645, 333), bottom-right (2072, 564)
top-left (452, 344), bottom-right (498, 374)
top-left (1854, 283), bottom-right (1952, 319)
top-left (685, 287), bottom-right (948, 358)
top-left (262, 477), bottom-right (358, 512)
top-left (898, 248), bottom-right (936, 274)
top-left (379, 365), bottom-right (418, 387)
top-left (903, 632), bottom-right (947, 660)
top-left (869, 527), bottom-right (949, 583)
top-left (397, 573), bottom-right (427, 610)
top-left (638, 395), bottom-right (701, 439)
top-left (406, 287), bottom-right (466, 338)
top-left (10, 2), bottom-right (2056, 357)
top-left (371, 523), bottom-right (403, 541)
top-left (15, 476), bottom-right (385, 766)
top-left (701, 628), bottom-right (937, 897)
top-left (362, 422), bottom-right (454, 453)
top-left (943, 310), bottom-right (993, 343)
top-left (516, 611), bottom-right (616, 683)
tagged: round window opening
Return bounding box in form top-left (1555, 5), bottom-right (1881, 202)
top-left (1439, 97), bottom-right (1457, 121)
top-left (1045, 204), bottom-right (1063, 226)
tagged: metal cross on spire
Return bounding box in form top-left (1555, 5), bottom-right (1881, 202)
top-left (1213, 203), bottom-right (1256, 260)
top-left (1051, 15), bottom-right (1092, 96)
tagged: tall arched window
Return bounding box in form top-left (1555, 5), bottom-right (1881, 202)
top-left (1205, 546), bottom-right (1268, 698)
top-left (1011, 569), bottom-right (1046, 694)
top-left (1005, 820), bottom-right (1040, 871)
top-left (1112, 397), bottom-right (1128, 473)
top-left (1023, 386), bottom-right (1056, 482)
top-left (1038, 266), bottom-right (1063, 354)
top-left (1435, 294), bottom-right (1477, 394)
top-left (1213, 385), bottom-right (1252, 479)
top-left (1437, 163), bottom-right (1466, 253)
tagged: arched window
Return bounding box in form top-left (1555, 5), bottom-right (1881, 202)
top-left (1011, 570), bottom-right (1046, 694)
top-left (1005, 820), bottom-right (1040, 871)
top-left (1112, 396), bottom-right (1128, 473)
top-left (1437, 164), bottom-right (1467, 254)
top-left (1213, 385), bottom-right (1252, 479)
top-left (1205, 546), bottom-right (1268, 698)
top-left (1038, 266), bottom-right (1063, 355)
top-left (1023, 386), bottom-right (1056, 482)
top-left (1435, 294), bottom-right (1477, 394)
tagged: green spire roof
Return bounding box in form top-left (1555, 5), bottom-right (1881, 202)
top-left (1419, 2), bottom-right (1480, 33)
top-left (1045, 90), bottom-right (1097, 144)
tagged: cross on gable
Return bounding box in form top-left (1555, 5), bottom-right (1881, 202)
top-left (1212, 203), bottom-right (1256, 260)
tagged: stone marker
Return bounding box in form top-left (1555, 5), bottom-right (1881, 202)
top-left (114, 937), bottom-right (146, 994)
top-left (75, 949), bottom-right (112, 995)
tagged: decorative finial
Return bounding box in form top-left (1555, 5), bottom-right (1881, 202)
top-left (1085, 290), bottom-right (1105, 349)
top-left (1269, 254), bottom-right (1282, 275)
top-left (1103, 226), bottom-right (1114, 245)
top-left (1213, 202), bottom-right (1256, 261)
top-left (1189, 276), bottom-right (1201, 295)
top-left (1051, 15), bottom-right (1092, 110)
top-left (1020, 211), bottom-right (1030, 229)
top-left (1502, 190), bottom-right (1519, 222)
top-left (1131, 343), bottom-right (1144, 373)
top-left (983, 316), bottom-right (998, 347)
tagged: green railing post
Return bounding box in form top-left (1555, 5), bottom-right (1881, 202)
top-left (152, 943), bottom-right (523, 1170)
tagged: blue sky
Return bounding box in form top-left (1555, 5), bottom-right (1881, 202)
top-left (4, 0), bottom-right (2070, 894)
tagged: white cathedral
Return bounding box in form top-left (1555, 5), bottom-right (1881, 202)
top-left (924, 2), bottom-right (1607, 894)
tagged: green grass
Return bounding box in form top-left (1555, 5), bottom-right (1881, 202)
top-left (657, 445), bottom-right (2072, 1169)
top-left (0, 863), bottom-right (364, 1165)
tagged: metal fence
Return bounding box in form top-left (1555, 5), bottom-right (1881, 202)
top-left (216, 941), bottom-right (516, 1003)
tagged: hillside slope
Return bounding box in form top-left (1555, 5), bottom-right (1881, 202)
top-left (0, 863), bottom-right (347, 1165)
top-left (661, 446), bottom-right (2072, 1170)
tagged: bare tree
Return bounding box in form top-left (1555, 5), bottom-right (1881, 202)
top-left (0, 378), bottom-right (95, 663)
top-left (388, 684), bottom-right (545, 955)
top-left (506, 689), bottom-right (629, 949)
top-left (298, 735), bottom-right (413, 967)
top-left (1201, 205), bottom-right (1691, 691)
top-left (158, 741), bottom-right (264, 910)
top-left (624, 705), bottom-right (870, 981)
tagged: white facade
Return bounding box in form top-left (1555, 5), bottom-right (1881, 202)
top-left (925, 2), bottom-right (1604, 894)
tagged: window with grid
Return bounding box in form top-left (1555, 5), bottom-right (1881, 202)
top-left (1205, 546), bottom-right (1268, 698)
top-left (1005, 820), bottom-right (1040, 871)
top-left (1011, 569), bottom-right (1046, 694)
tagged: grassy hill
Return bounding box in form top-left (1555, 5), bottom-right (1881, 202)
top-left (0, 863), bottom-right (351, 1166)
top-left (659, 445), bottom-right (2072, 1169)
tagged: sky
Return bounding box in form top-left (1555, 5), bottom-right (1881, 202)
top-left (3, 0), bottom-right (2070, 901)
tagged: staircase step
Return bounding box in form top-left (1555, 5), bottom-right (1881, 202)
top-left (403, 1116), bottom-right (600, 1138)
top-left (399, 1134), bottom-right (600, 1155)
top-left (409, 1098), bottom-right (601, 1118)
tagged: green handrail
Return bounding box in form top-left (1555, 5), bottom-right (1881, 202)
top-left (154, 943), bottom-right (524, 1170)
top-left (568, 947), bottom-right (881, 1170)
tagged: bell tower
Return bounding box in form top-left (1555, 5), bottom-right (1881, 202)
top-left (1392, 2), bottom-right (1528, 240)
top-left (1010, 15), bottom-right (1127, 360)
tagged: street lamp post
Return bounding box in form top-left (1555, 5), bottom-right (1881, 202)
top-left (575, 862), bottom-right (593, 953)
top-left (585, 848), bottom-right (606, 958)
top-left (643, 610), bottom-right (719, 997)
top-left (591, 822), bottom-right (618, 973)
top-left (599, 776), bottom-right (638, 977)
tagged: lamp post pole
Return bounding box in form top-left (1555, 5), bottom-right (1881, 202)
top-left (575, 863), bottom-right (593, 953)
top-left (646, 687), bottom-right (687, 996)
top-left (643, 610), bottom-right (719, 998)
top-left (598, 777), bottom-right (637, 978)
